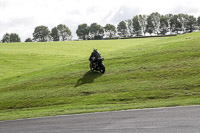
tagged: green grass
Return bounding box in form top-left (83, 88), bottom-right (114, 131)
top-left (1, 32), bottom-right (200, 121)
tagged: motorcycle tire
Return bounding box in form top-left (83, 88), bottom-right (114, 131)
top-left (90, 63), bottom-right (94, 72)
top-left (100, 64), bottom-right (105, 74)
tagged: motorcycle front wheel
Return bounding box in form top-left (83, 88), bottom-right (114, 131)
top-left (100, 64), bottom-right (105, 74)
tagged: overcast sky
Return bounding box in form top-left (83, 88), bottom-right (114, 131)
top-left (0, 0), bottom-right (199, 41)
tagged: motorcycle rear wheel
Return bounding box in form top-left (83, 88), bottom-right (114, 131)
top-left (90, 63), bottom-right (94, 71)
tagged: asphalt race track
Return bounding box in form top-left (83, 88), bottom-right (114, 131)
top-left (1, 105), bottom-right (200, 133)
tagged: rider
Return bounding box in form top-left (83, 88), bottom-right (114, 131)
top-left (89, 48), bottom-right (101, 66)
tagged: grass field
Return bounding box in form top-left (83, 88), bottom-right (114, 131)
top-left (1, 32), bottom-right (200, 121)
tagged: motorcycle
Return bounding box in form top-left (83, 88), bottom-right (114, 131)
top-left (90, 58), bottom-right (105, 74)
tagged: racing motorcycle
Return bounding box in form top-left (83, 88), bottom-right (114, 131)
top-left (90, 58), bottom-right (105, 74)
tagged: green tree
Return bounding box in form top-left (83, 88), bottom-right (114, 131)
top-left (57, 24), bottom-right (72, 41)
top-left (76, 24), bottom-right (89, 40)
top-left (33, 25), bottom-right (51, 42)
top-left (89, 23), bottom-right (104, 39)
top-left (186, 15), bottom-right (197, 32)
top-left (104, 24), bottom-right (116, 38)
top-left (160, 15), bottom-right (169, 35)
top-left (170, 15), bottom-right (181, 34)
top-left (10, 33), bottom-right (21, 42)
top-left (126, 19), bottom-right (134, 36)
top-left (132, 15), bottom-right (142, 36)
top-left (146, 16), bottom-right (154, 35)
top-left (2, 33), bottom-right (21, 43)
top-left (165, 14), bottom-right (174, 34)
top-left (51, 27), bottom-right (59, 41)
top-left (138, 15), bottom-right (147, 35)
top-left (1, 33), bottom-right (10, 43)
top-left (25, 38), bottom-right (32, 42)
top-left (197, 16), bottom-right (200, 30)
top-left (178, 14), bottom-right (188, 33)
top-left (117, 21), bottom-right (128, 37)
top-left (150, 12), bottom-right (161, 35)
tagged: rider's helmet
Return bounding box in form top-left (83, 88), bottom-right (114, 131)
top-left (93, 48), bottom-right (97, 51)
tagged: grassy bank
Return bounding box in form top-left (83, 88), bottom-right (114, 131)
top-left (0, 32), bottom-right (200, 121)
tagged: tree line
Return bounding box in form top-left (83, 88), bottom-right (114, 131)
top-left (1, 12), bottom-right (200, 43)
top-left (1, 24), bottom-right (72, 43)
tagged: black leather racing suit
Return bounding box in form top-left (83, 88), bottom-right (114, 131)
top-left (89, 50), bottom-right (101, 63)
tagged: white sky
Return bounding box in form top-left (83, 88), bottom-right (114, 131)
top-left (0, 0), bottom-right (199, 41)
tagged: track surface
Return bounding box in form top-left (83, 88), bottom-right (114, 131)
top-left (1, 106), bottom-right (200, 133)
